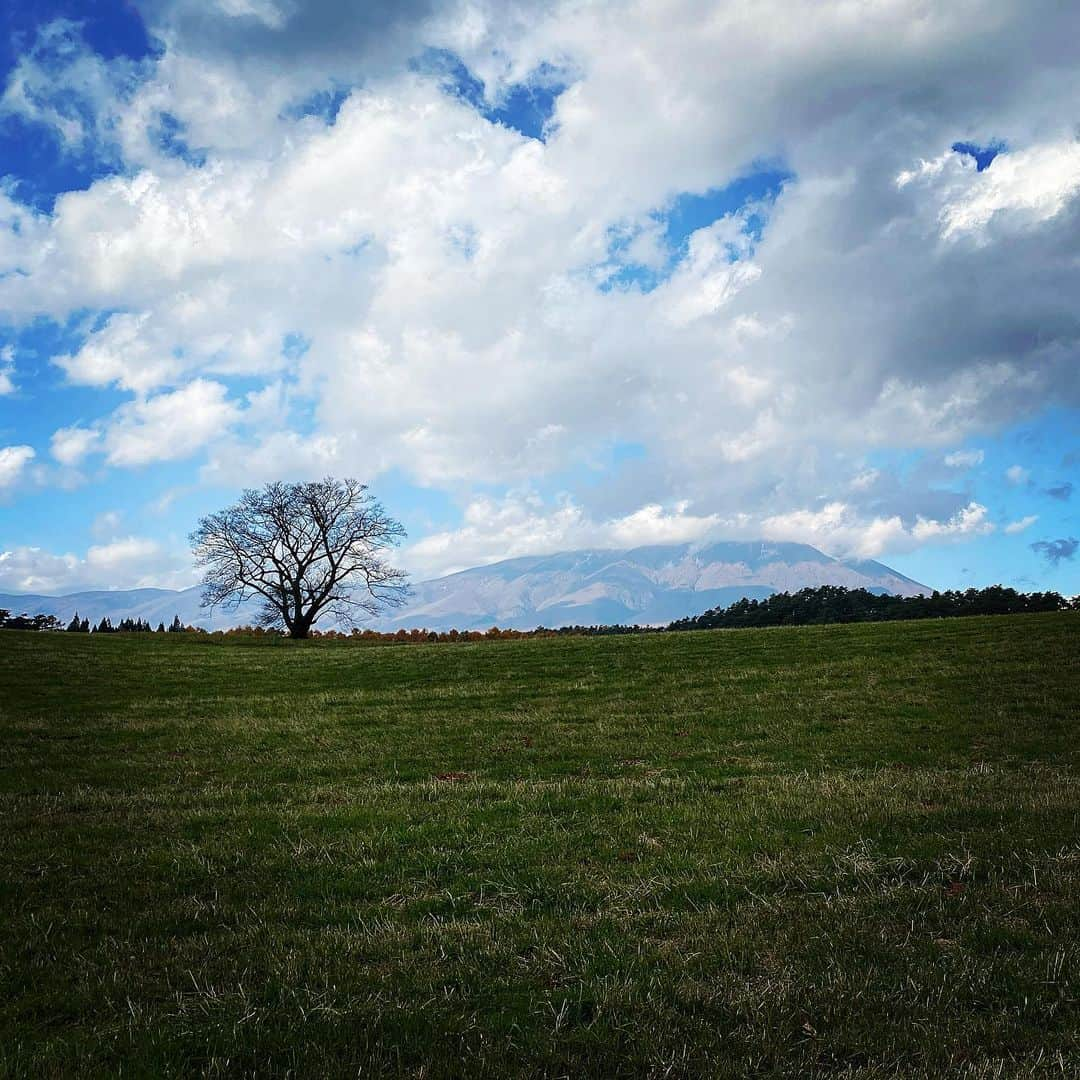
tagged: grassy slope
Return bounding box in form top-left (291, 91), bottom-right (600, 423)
top-left (1, 613), bottom-right (1078, 1078)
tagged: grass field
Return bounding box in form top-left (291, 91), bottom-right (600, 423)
top-left (2, 613), bottom-right (1078, 1077)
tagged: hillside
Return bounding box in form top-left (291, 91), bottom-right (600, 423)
top-left (0, 539), bottom-right (927, 632)
top-left (1, 613), bottom-right (1077, 1076)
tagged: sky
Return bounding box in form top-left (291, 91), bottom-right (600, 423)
top-left (0, 0), bottom-right (1077, 596)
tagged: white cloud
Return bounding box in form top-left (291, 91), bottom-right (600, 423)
top-left (761, 503), bottom-right (908, 560)
top-left (0, 548), bottom-right (78, 594)
top-left (405, 490), bottom-right (996, 578)
top-left (406, 495), bottom-right (589, 577)
top-left (86, 536), bottom-right (163, 576)
top-left (50, 425), bottom-right (101, 466)
top-left (54, 313), bottom-right (180, 395)
top-left (0, 445), bottom-right (35, 491)
top-left (0, 1), bottom-right (1079, 557)
top-left (910, 502), bottom-right (994, 542)
top-left (0, 345), bottom-right (15, 395)
top-left (608, 501), bottom-right (725, 547)
top-left (939, 142), bottom-right (1080, 240)
top-left (1004, 514), bottom-right (1038, 534)
top-left (1005, 464), bottom-right (1030, 485)
top-left (202, 430), bottom-right (343, 486)
top-left (944, 448), bottom-right (984, 469)
top-left (760, 500), bottom-right (993, 559)
top-left (214, 0), bottom-right (292, 30)
top-left (0, 536), bottom-right (195, 594)
top-left (405, 493), bottom-right (730, 578)
top-left (103, 379), bottom-right (241, 467)
top-left (0, 20), bottom-right (146, 152)
top-left (896, 153), bottom-right (954, 190)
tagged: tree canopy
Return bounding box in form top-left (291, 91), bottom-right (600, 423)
top-left (668, 584), bottom-right (1072, 631)
top-left (190, 478), bottom-right (407, 638)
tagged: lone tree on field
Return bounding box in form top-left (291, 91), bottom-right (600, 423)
top-left (191, 478), bottom-right (408, 639)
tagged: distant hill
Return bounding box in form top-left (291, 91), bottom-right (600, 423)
top-left (0, 540), bottom-right (927, 632)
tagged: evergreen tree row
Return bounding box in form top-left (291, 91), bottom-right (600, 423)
top-left (3, 587), bottom-right (1076, 639)
top-left (1, 610), bottom-right (190, 633)
top-left (290, 585), bottom-right (1078, 641)
top-left (0, 611), bottom-right (64, 632)
top-left (68, 613), bottom-right (188, 633)
top-left (668, 584), bottom-right (1076, 631)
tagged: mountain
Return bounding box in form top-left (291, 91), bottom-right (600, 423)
top-left (379, 541), bottom-right (927, 631)
top-left (0, 540), bottom-right (928, 633)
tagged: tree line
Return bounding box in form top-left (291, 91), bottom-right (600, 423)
top-left (0, 611), bottom-right (192, 634)
top-left (667, 584), bottom-right (1076, 631)
top-left (2, 585), bottom-right (1075, 641)
top-left (168, 583), bottom-right (1080, 641)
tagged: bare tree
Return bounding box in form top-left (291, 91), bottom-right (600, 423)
top-left (190, 478), bottom-right (408, 638)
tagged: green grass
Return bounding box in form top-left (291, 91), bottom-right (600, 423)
top-left (1, 613), bottom-right (1078, 1077)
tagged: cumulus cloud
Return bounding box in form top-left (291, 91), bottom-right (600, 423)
top-left (938, 142), bottom-right (1080, 240)
top-left (1005, 464), bottom-right (1031, 486)
top-left (607, 502), bottom-right (726, 547)
top-left (202, 430), bottom-right (344, 486)
top-left (759, 501), bottom-right (994, 560)
top-left (0, 536), bottom-right (195, 593)
top-left (85, 536), bottom-right (167, 577)
top-left (404, 491), bottom-right (996, 577)
top-left (103, 379), bottom-right (241, 466)
top-left (911, 502), bottom-right (994, 543)
top-left (759, 503), bottom-right (908, 560)
top-left (403, 492), bottom-right (736, 577)
top-left (54, 313), bottom-right (181, 395)
top-left (47, 380), bottom-right (242, 473)
top-left (50, 425), bottom-right (102, 466)
top-left (0, 445), bottom-right (35, 491)
top-left (0, 20), bottom-right (148, 155)
top-left (0, 345), bottom-right (15, 395)
top-left (0, 548), bottom-right (78, 594)
top-left (1, 0), bottom-right (1080, 569)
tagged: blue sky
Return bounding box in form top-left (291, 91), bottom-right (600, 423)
top-left (0, 0), bottom-right (1077, 596)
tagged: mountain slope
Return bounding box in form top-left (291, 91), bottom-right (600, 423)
top-left (0, 540), bottom-right (928, 633)
top-left (383, 541), bottom-right (927, 631)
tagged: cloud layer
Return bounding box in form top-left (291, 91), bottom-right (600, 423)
top-left (2, 1), bottom-right (1079, 581)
